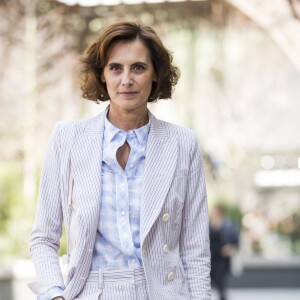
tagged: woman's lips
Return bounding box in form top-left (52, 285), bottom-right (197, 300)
top-left (119, 91), bottom-right (138, 98)
top-left (120, 91), bottom-right (137, 94)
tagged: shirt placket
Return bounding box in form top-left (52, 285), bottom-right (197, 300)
top-left (115, 131), bottom-right (140, 268)
top-left (126, 133), bottom-right (144, 267)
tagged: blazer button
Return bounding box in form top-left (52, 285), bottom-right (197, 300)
top-left (163, 244), bottom-right (169, 254)
top-left (162, 213), bottom-right (170, 222)
top-left (167, 272), bottom-right (174, 282)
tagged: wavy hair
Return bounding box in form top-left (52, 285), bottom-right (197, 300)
top-left (80, 21), bottom-right (180, 103)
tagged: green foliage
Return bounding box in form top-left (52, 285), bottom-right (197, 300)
top-left (0, 163), bottom-right (23, 234)
top-left (0, 162), bottom-right (28, 262)
top-left (0, 161), bottom-right (69, 263)
top-left (211, 197), bottom-right (243, 228)
top-left (276, 212), bottom-right (300, 255)
top-left (223, 202), bottom-right (243, 228)
top-left (58, 228), bottom-right (67, 257)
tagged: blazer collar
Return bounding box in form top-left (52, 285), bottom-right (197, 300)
top-left (82, 105), bottom-right (108, 136)
top-left (83, 105), bottom-right (160, 134)
top-left (147, 109), bottom-right (169, 143)
top-left (82, 105), bottom-right (167, 142)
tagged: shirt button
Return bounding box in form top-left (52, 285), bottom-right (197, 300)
top-left (162, 213), bottom-right (170, 222)
top-left (121, 211), bottom-right (126, 216)
top-left (167, 272), bottom-right (174, 281)
top-left (163, 244), bottom-right (169, 254)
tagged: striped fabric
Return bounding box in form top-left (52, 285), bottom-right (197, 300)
top-left (29, 105), bottom-right (211, 300)
top-left (74, 268), bottom-right (149, 299)
top-left (92, 115), bottom-right (150, 270)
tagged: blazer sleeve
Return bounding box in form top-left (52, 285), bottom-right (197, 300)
top-left (28, 122), bottom-right (65, 295)
top-left (179, 133), bottom-right (211, 299)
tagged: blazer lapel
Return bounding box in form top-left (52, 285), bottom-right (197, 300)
top-left (140, 112), bottom-right (178, 246)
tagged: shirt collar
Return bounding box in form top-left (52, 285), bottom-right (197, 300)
top-left (104, 111), bottom-right (150, 147)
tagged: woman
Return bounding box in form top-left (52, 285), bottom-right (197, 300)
top-left (29, 21), bottom-right (211, 300)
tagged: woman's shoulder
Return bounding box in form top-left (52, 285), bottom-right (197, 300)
top-left (54, 114), bottom-right (101, 135)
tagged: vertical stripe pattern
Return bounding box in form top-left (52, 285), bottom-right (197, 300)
top-left (74, 268), bottom-right (149, 300)
top-left (29, 106), bottom-right (211, 300)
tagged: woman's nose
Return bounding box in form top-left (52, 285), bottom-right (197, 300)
top-left (121, 71), bottom-right (133, 86)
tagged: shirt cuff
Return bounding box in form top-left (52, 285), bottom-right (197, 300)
top-left (37, 286), bottom-right (64, 300)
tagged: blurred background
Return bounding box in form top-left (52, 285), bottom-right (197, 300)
top-left (0, 0), bottom-right (300, 299)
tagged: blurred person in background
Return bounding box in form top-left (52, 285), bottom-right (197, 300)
top-left (209, 203), bottom-right (239, 300)
top-left (28, 21), bottom-right (211, 300)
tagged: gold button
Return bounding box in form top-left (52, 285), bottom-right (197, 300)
top-left (162, 213), bottom-right (170, 222)
top-left (163, 244), bottom-right (169, 254)
top-left (167, 272), bottom-right (174, 281)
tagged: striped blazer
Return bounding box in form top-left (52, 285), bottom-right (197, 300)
top-left (29, 107), bottom-right (211, 300)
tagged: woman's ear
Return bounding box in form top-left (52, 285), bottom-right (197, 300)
top-left (101, 73), bottom-right (105, 82)
top-left (153, 73), bottom-right (157, 82)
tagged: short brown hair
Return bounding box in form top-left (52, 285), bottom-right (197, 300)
top-left (80, 21), bottom-right (180, 103)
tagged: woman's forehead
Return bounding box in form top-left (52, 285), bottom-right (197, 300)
top-left (106, 39), bottom-right (152, 63)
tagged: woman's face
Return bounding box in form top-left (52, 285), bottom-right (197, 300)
top-left (102, 39), bottom-right (156, 116)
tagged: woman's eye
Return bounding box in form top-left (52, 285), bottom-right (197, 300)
top-left (109, 64), bottom-right (121, 71)
top-left (133, 64), bottom-right (145, 71)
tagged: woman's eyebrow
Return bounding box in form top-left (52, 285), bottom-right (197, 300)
top-left (107, 62), bottom-right (121, 66)
top-left (107, 61), bottom-right (148, 66)
top-left (132, 62), bottom-right (148, 66)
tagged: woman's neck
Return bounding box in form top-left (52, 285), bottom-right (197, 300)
top-left (107, 108), bottom-right (149, 130)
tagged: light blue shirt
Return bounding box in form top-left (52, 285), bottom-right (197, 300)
top-left (92, 114), bottom-right (150, 269)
